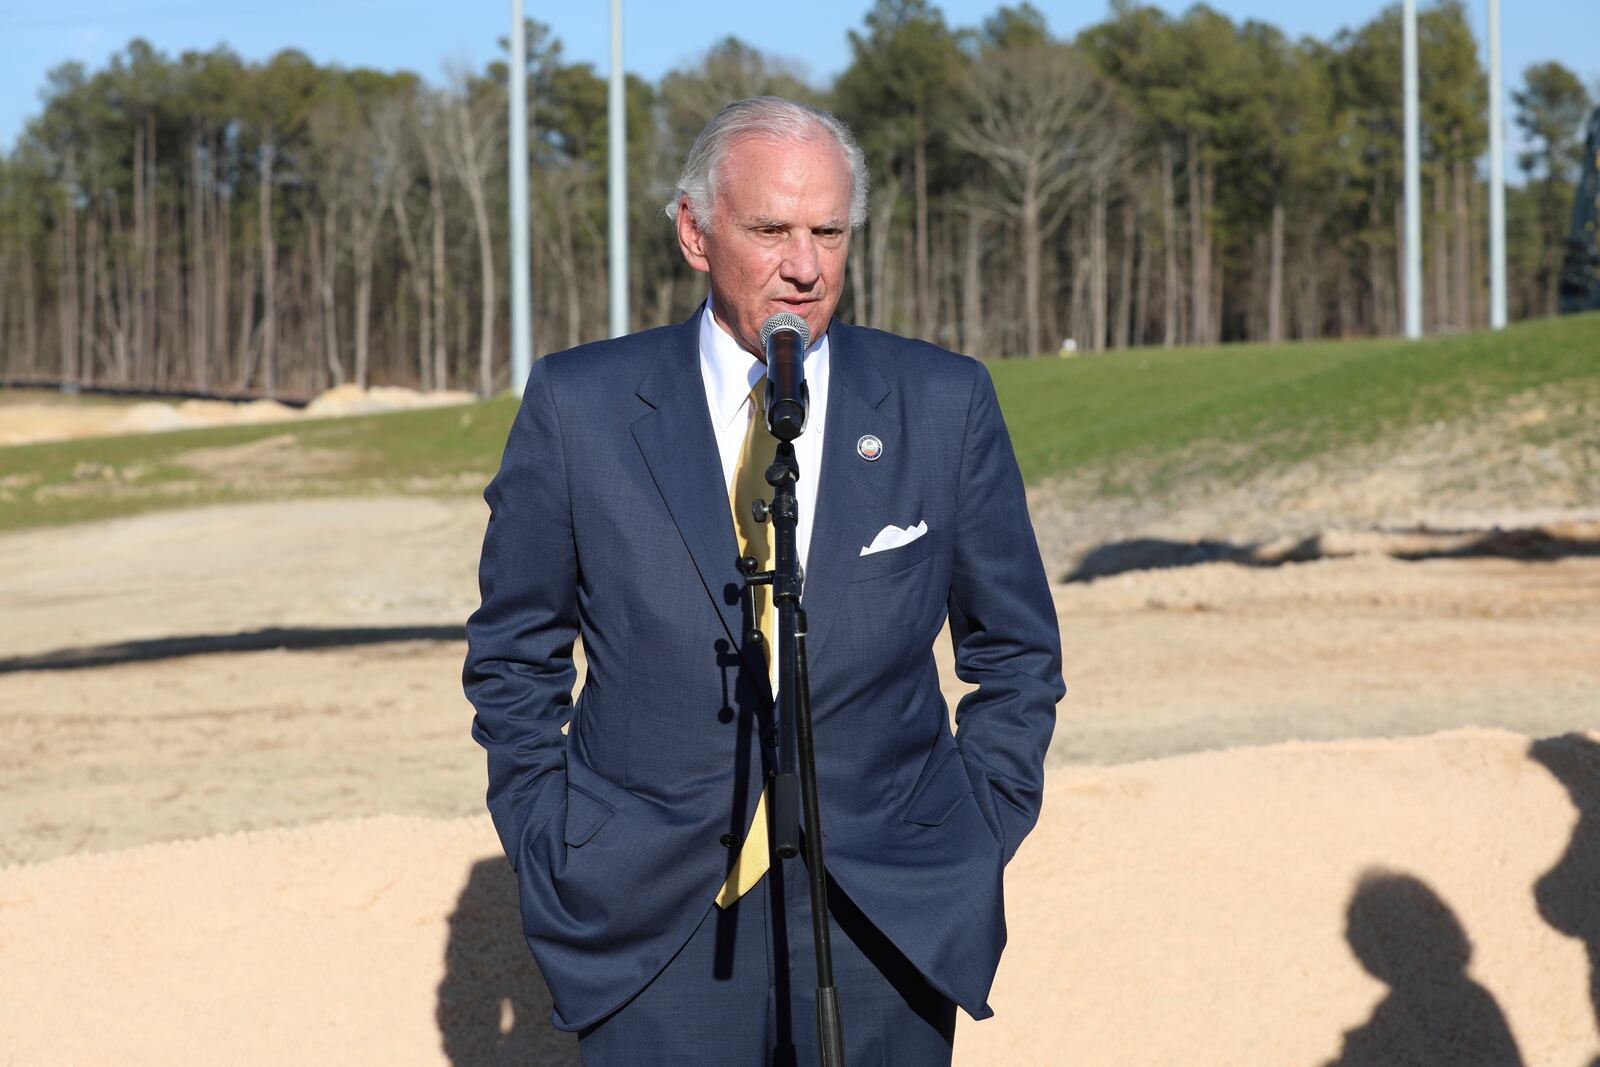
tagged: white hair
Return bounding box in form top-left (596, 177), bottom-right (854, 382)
top-left (664, 96), bottom-right (869, 235)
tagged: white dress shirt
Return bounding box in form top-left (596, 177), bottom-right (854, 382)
top-left (697, 297), bottom-right (830, 578)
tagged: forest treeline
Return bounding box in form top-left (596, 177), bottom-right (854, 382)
top-left (0, 0), bottom-right (1593, 398)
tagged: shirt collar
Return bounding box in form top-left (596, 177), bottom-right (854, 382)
top-left (697, 295), bottom-right (831, 429)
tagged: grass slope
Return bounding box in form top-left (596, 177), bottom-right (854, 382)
top-left (0, 313), bottom-right (1594, 534)
top-left (994, 311), bottom-right (1598, 487)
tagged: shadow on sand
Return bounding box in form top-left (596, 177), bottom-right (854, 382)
top-left (0, 624), bottom-right (465, 673)
top-left (436, 858), bottom-right (580, 1067)
top-left (1533, 734), bottom-right (1600, 1067)
top-left (1066, 527), bottom-right (1600, 583)
top-left (1321, 870), bottom-right (1523, 1067)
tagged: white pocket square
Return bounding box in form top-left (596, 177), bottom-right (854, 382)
top-left (860, 520), bottom-right (928, 557)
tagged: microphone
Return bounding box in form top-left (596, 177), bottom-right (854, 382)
top-left (760, 312), bottom-right (810, 442)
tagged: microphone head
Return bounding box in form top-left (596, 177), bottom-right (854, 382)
top-left (759, 312), bottom-right (810, 353)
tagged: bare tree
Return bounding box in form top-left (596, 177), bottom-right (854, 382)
top-left (375, 97), bottom-right (434, 391)
top-left (954, 41), bottom-right (1118, 355)
top-left (416, 91), bottom-right (451, 390)
top-left (443, 71), bottom-right (501, 396)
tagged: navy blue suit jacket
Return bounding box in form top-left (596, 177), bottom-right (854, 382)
top-left (463, 309), bottom-right (1064, 1032)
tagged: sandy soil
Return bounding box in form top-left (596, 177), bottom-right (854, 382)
top-left (4, 496), bottom-right (1596, 866)
top-left (6, 731), bottom-right (1600, 1066)
top-left (0, 384), bottom-right (474, 445)
top-left (1, 486), bottom-right (1597, 1062)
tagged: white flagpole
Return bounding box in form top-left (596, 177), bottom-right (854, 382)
top-left (1402, 0), bottom-right (1423, 340)
top-left (608, 0), bottom-right (629, 338)
top-left (1488, 0), bottom-right (1508, 329)
top-left (508, 0), bottom-right (533, 391)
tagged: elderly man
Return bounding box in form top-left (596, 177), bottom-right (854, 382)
top-left (464, 96), bottom-right (1063, 1065)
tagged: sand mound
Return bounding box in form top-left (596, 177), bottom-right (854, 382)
top-left (304, 384), bottom-right (476, 417)
top-left (0, 385), bottom-right (475, 445)
top-left (5, 728), bottom-right (1598, 1065)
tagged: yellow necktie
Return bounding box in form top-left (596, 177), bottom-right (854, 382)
top-left (715, 384), bottom-right (775, 909)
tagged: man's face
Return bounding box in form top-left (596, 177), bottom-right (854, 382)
top-left (676, 134), bottom-right (852, 359)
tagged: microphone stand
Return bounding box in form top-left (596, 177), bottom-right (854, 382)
top-left (740, 438), bottom-right (846, 1067)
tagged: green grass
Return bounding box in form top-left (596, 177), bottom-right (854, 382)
top-left (0, 398), bottom-right (520, 533)
top-left (1, 312), bottom-right (1595, 534)
top-left (991, 311), bottom-right (1600, 487)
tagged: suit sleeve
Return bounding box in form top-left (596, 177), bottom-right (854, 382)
top-left (948, 360), bottom-right (1065, 865)
top-left (463, 356), bottom-right (578, 871)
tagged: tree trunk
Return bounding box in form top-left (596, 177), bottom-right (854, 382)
top-left (1090, 169), bottom-right (1107, 352)
top-left (551, 182), bottom-right (581, 351)
top-left (235, 253), bottom-right (257, 385)
top-left (211, 133), bottom-right (229, 372)
top-left (57, 193), bottom-right (79, 385)
top-left (1133, 210), bottom-right (1151, 348)
top-left (132, 124), bottom-right (145, 382)
top-left (390, 189), bottom-right (433, 391)
top-left (963, 209), bottom-right (983, 358)
top-left (849, 238), bottom-right (867, 327)
top-left (1211, 238), bottom-right (1224, 345)
top-left (108, 196), bottom-right (131, 379)
top-left (1161, 143), bottom-right (1178, 349)
top-left (868, 172), bottom-right (900, 331)
top-left (1114, 196), bottom-right (1134, 350)
top-left (1022, 173), bottom-right (1042, 356)
top-left (1200, 158), bottom-right (1217, 343)
top-left (23, 249), bottom-right (38, 371)
top-left (913, 115), bottom-right (931, 340)
top-left (189, 135), bottom-right (209, 390)
top-left (1187, 131), bottom-right (1208, 346)
top-left (81, 201), bottom-right (98, 383)
top-left (354, 245), bottom-right (374, 388)
top-left (319, 205), bottom-right (344, 386)
top-left (1452, 148), bottom-right (1470, 331)
top-left (426, 154), bottom-right (448, 387)
top-left (157, 200), bottom-right (178, 387)
top-left (468, 177), bottom-right (495, 395)
top-left (143, 112), bottom-right (158, 386)
top-left (352, 192), bottom-right (383, 390)
top-left (1268, 195), bottom-right (1285, 344)
top-left (309, 209), bottom-right (327, 392)
top-left (1431, 166), bottom-right (1448, 330)
top-left (258, 139), bottom-right (277, 394)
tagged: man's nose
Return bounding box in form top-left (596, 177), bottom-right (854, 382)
top-left (780, 235), bottom-right (820, 287)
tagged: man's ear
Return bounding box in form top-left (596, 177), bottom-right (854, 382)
top-left (676, 197), bottom-right (711, 274)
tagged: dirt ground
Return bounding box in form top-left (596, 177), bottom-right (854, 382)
top-left (2, 495), bottom-right (1597, 868)
top-left (2, 396), bottom-right (1598, 1062)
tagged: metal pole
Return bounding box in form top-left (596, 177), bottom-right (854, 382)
top-left (1488, 0), bottom-right (1508, 329)
top-left (508, 0), bottom-right (533, 393)
top-left (608, 0), bottom-right (629, 338)
top-left (1402, 0), bottom-right (1423, 340)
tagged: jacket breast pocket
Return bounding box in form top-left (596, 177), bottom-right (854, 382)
top-left (901, 745), bottom-right (973, 827)
top-left (851, 530), bottom-right (935, 584)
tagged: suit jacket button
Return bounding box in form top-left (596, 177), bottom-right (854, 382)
top-left (720, 832), bottom-right (740, 848)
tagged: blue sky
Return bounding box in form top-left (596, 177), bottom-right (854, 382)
top-left (2, 0), bottom-right (1596, 161)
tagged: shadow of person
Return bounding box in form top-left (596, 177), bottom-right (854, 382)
top-left (1322, 870), bottom-right (1524, 1067)
top-left (1532, 734), bottom-right (1600, 1067)
top-left (436, 858), bottom-right (580, 1066)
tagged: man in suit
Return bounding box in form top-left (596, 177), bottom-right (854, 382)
top-left (464, 96), bottom-right (1063, 1065)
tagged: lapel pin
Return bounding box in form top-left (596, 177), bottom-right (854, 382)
top-left (856, 434), bottom-right (883, 462)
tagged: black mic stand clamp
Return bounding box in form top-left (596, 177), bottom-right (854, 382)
top-left (738, 439), bottom-right (847, 1067)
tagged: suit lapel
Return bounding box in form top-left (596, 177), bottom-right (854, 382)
top-left (630, 311), bottom-right (765, 678)
top-left (803, 320), bottom-right (898, 666)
